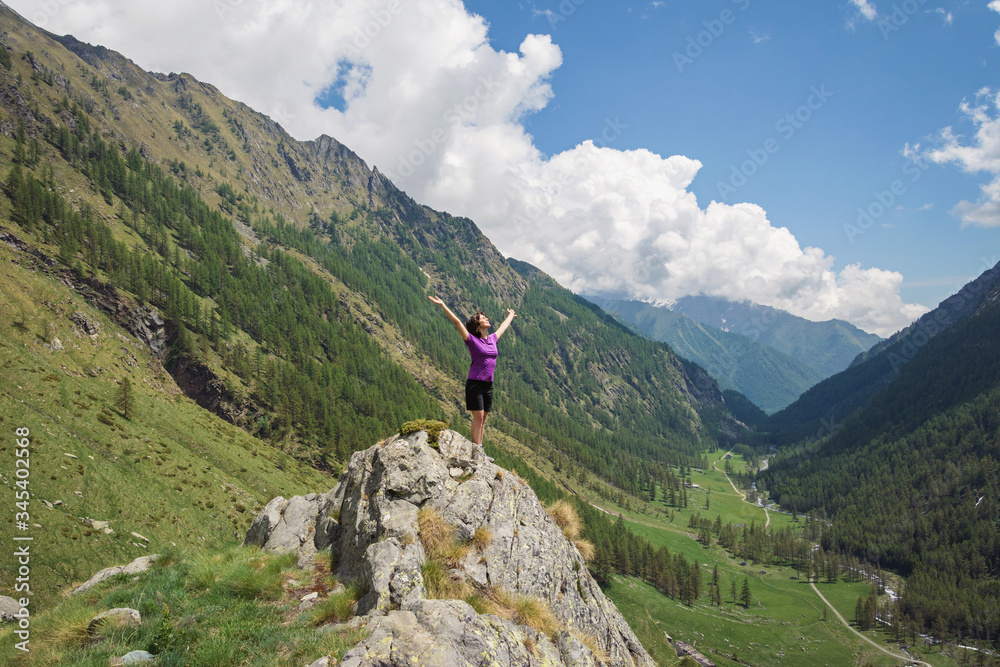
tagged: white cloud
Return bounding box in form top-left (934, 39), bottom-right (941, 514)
top-left (5, 0), bottom-right (927, 336)
top-left (849, 0), bottom-right (878, 21)
top-left (921, 89), bottom-right (1000, 227)
top-left (931, 8), bottom-right (953, 26)
top-left (991, 0), bottom-right (1000, 43)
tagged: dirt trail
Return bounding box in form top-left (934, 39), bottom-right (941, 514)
top-left (713, 450), bottom-right (770, 528)
top-left (810, 582), bottom-right (932, 666)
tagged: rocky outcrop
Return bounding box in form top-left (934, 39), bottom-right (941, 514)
top-left (168, 355), bottom-right (260, 428)
top-left (340, 599), bottom-right (609, 667)
top-left (245, 429), bottom-right (655, 667)
top-left (69, 274), bottom-right (167, 356)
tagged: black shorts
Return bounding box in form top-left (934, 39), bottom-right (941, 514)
top-left (465, 379), bottom-right (493, 412)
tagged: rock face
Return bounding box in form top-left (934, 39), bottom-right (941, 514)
top-left (245, 429), bottom-right (654, 667)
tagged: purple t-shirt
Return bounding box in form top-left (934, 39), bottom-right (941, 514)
top-left (465, 333), bottom-right (498, 381)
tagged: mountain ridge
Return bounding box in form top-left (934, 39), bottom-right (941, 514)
top-left (583, 294), bottom-right (822, 413)
top-left (667, 294), bottom-right (882, 378)
top-left (764, 259), bottom-right (1000, 441)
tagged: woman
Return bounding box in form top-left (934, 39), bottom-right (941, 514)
top-left (428, 296), bottom-right (516, 445)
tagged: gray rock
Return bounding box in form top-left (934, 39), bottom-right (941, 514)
top-left (114, 649), bottom-right (156, 664)
top-left (72, 311), bottom-right (100, 337)
top-left (87, 607), bottom-right (141, 634)
top-left (245, 429), bottom-right (655, 667)
top-left (122, 555), bottom-right (159, 575)
top-left (341, 599), bottom-right (592, 667)
top-left (244, 494), bottom-right (325, 567)
top-left (0, 596), bottom-right (25, 621)
top-left (70, 555), bottom-right (159, 595)
top-left (304, 657), bottom-right (332, 667)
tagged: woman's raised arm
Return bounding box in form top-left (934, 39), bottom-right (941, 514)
top-left (494, 308), bottom-right (516, 340)
top-left (428, 296), bottom-right (470, 341)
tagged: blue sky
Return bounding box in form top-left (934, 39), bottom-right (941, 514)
top-left (7, 0), bottom-right (1000, 335)
top-left (469, 0), bottom-right (999, 306)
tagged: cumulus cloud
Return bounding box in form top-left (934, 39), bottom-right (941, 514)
top-left (5, 0), bottom-right (927, 335)
top-left (920, 89), bottom-right (1000, 228)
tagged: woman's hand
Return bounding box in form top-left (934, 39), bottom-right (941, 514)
top-left (430, 296), bottom-right (470, 340)
top-left (495, 308), bottom-right (517, 339)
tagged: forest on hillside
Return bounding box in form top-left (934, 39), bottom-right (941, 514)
top-left (761, 302), bottom-right (1000, 643)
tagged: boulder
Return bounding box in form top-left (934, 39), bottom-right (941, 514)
top-left (0, 596), bottom-right (25, 621)
top-left (111, 649), bottom-right (156, 665)
top-left (70, 555), bottom-right (159, 595)
top-left (87, 607), bottom-right (141, 635)
top-left (245, 429), bottom-right (654, 667)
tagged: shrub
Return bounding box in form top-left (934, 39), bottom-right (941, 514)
top-left (399, 419), bottom-right (449, 445)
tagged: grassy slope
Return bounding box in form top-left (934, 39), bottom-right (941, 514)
top-left (0, 241), bottom-right (334, 607)
top-left (595, 450), bottom-right (954, 667)
top-left (0, 545), bottom-right (367, 666)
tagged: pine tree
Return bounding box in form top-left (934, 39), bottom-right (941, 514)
top-left (116, 376), bottom-right (134, 419)
top-left (740, 577), bottom-right (752, 608)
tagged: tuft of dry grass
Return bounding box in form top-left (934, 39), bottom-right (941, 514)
top-left (512, 595), bottom-right (560, 637)
top-left (418, 507), bottom-right (470, 567)
top-left (417, 507), bottom-right (455, 560)
top-left (573, 538), bottom-right (595, 562)
top-left (545, 499), bottom-right (582, 540)
top-left (471, 526), bottom-right (492, 552)
top-left (46, 611), bottom-right (93, 649)
top-left (573, 630), bottom-right (611, 664)
top-left (483, 587), bottom-right (560, 637)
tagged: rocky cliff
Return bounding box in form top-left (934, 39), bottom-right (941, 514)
top-left (245, 428), bottom-right (654, 667)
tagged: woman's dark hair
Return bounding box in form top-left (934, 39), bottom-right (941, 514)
top-left (465, 311), bottom-right (487, 338)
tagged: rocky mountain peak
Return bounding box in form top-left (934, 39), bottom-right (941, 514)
top-left (245, 428), bottom-right (654, 666)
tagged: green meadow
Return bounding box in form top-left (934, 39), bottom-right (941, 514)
top-left (594, 450), bottom-right (957, 667)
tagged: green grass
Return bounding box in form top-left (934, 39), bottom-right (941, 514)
top-left (0, 245), bottom-right (334, 607)
top-left (0, 545), bottom-right (368, 666)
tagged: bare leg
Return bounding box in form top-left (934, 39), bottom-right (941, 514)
top-left (471, 410), bottom-right (487, 445)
